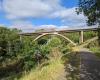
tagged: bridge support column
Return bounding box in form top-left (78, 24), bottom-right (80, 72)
top-left (79, 31), bottom-right (84, 44)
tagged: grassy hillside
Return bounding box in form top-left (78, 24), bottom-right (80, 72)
top-left (0, 27), bottom-right (99, 80)
top-left (19, 58), bottom-right (66, 80)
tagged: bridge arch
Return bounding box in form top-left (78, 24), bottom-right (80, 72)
top-left (33, 32), bottom-right (77, 46)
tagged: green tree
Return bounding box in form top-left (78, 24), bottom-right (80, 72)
top-left (77, 0), bottom-right (100, 45)
top-left (77, 0), bottom-right (100, 25)
top-left (0, 27), bottom-right (21, 64)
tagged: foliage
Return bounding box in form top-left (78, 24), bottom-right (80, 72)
top-left (90, 47), bottom-right (100, 58)
top-left (0, 27), bottom-right (21, 64)
top-left (40, 45), bottom-right (51, 55)
top-left (20, 38), bottom-right (39, 71)
top-left (19, 59), bottom-right (65, 80)
top-left (77, 0), bottom-right (100, 45)
top-left (64, 33), bottom-right (79, 43)
top-left (87, 40), bottom-right (98, 48)
top-left (77, 0), bottom-right (100, 25)
top-left (37, 39), bottom-right (47, 45)
top-left (0, 26), bottom-right (99, 79)
top-left (47, 37), bottom-right (62, 47)
top-left (84, 31), bottom-right (97, 41)
top-left (0, 27), bottom-right (41, 78)
top-left (61, 45), bottom-right (71, 54)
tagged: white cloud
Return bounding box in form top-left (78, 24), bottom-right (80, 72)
top-left (10, 20), bottom-right (35, 30)
top-left (10, 20), bottom-right (56, 30)
top-left (9, 20), bottom-right (69, 32)
top-left (50, 7), bottom-right (87, 27)
top-left (57, 26), bottom-right (69, 30)
top-left (0, 23), bottom-right (6, 27)
top-left (37, 25), bottom-right (56, 29)
top-left (1, 0), bottom-right (87, 27)
top-left (35, 25), bottom-right (69, 31)
top-left (2, 0), bottom-right (63, 19)
top-left (9, 20), bottom-right (56, 32)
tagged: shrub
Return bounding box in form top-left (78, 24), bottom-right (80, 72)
top-left (47, 37), bottom-right (62, 47)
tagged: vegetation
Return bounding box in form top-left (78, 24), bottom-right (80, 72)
top-left (0, 0), bottom-right (100, 80)
top-left (77, 0), bottom-right (100, 45)
top-left (20, 58), bottom-right (65, 80)
top-left (0, 26), bottom-right (99, 80)
top-left (90, 47), bottom-right (100, 58)
top-left (77, 0), bottom-right (100, 58)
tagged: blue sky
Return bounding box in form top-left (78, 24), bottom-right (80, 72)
top-left (0, 0), bottom-right (86, 30)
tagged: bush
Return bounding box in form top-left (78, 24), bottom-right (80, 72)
top-left (47, 37), bottom-right (62, 47)
top-left (38, 39), bottom-right (47, 45)
top-left (90, 47), bottom-right (100, 58)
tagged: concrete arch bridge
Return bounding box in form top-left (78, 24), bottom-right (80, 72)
top-left (19, 27), bottom-right (99, 48)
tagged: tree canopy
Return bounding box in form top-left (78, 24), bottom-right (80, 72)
top-left (77, 0), bottom-right (100, 25)
top-left (77, 0), bottom-right (100, 45)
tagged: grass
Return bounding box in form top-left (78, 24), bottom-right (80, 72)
top-left (90, 47), bottom-right (100, 58)
top-left (19, 58), bottom-right (66, 80)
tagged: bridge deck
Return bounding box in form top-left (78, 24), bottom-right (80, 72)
top-left (19, 27), bottom-right (99, 36)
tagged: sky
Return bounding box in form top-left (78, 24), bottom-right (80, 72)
top-left (0, 0), bottom-right (87, 31)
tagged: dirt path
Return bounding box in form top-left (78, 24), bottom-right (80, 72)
top-left (80, 51), bottom-right (100, 80)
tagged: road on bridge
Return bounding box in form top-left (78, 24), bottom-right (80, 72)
top-left (80, 51), bottom-right (100, 80)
